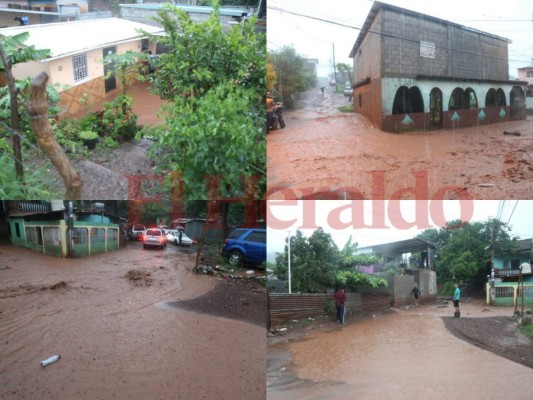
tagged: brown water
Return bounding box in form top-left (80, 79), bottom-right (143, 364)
top-left (268, 304), bottom-right (533, 400)
top-left (0, 244), bottom-right (265, 399)
top-left (267, 86), bottom-right (533, 200)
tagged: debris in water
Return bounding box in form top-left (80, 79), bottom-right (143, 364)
top-left (41, 355), bottom-right (61, 367)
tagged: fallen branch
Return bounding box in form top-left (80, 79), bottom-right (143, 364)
top-left (25, 72), bottom-right (82, 199)
top-left (503, 131), bottom-right (521, 136)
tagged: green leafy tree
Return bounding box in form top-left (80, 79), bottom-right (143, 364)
top-left (141, 1), bottom-right (265, 199)
top-left (335, 62), bottom-right (352, 85)
top-left (0, 32), bottom-right (50, 180)
top-left (268, 46), bottom-right (316, 108)
top-left (335, 270), bottom-right (387, 292)
top-left (417, 218), bottom-right (517, 289)
top-left (274, 229), bottom-right (340, 293)
top-left (103, 50), bottom-right (146, 96)
top-left (145, 1), bottom-right (264, 100)
top-left (274, 229), bottom-right (387, 293)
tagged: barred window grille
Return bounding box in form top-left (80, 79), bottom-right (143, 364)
top-left (72, 54), bottom-right (88, 82)
top-left (517, 286), bottom-right (533, 299)
top-left (494, 286), bottom-right (514, 298)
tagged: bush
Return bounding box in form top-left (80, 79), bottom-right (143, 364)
top-left (101, 95), bottom-right (138, 142)
top-left (324, 300), bottom-right (336, 315)
top-left (0, 153), bottom-right (59, 198)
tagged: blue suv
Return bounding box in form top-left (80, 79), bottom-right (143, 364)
top-left (222, 228), bottom-right (266, 266)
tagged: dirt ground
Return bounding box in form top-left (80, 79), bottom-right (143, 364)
top-left (32, 82), bottom-right (168, 199)
top-left (267, 84), bottom-right (533, 200)
top-left (0, 243), bottom-right (266, 399)
top-left (267, 298), bottom-right (533, 400)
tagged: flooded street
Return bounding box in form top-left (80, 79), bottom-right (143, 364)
top-left (0, 244), bottom-right (265, 399)
top-left (268, 302), bottom-right (533, 400)
top-left (267, 85), bottom-right (533, 200)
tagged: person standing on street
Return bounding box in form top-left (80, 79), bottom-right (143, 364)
top-left (411, 284), bottom-right (420, 306)
top-left (334, 287), bottom-right (346, 324)
top-left (453, 284), bottom-right (461, 318)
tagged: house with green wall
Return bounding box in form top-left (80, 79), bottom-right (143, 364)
top-left (7, 208), bottom-right (123, 258)
top-left (486, 238), bottom-right (533, 306)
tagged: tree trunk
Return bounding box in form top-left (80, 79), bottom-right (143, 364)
top-left (0, 40), bottom-right (24, 180)
top-left (25, 72), bottom-right (83, 199)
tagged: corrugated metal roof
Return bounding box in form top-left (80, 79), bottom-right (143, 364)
top-left (0, 18), bottom-right (164, 60)
top-left (357, 238), bottom-right (435, 255)
top-left (120, 3), bottom-right (248, 17)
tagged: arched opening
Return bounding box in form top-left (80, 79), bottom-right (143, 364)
top-left (392, 86), bottom-right (424, 114)
top-left (510, 86), bottom-right (525, 118)
top-left (429, 87), bottom-right (442, 129)
top-left (392, 86), bottom-right (409, 114)
top-left (485, 89), bottom-right (496, 107)
top-left (465, 88), bottom-right (478, 109)
top-left (496, 88), bottom-right (506, 106)
top-left (449, 87), bottom-right (465, 110)
top-left (409, 86), bottom-right (424, 113)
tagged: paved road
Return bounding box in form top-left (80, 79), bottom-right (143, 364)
top-left (268, 303), bottom-right (533, 400)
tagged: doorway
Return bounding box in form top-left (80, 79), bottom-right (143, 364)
top-left (103, 46), bottom-right (117, 93)
top-left (429, 88), bottom-right (442, 129)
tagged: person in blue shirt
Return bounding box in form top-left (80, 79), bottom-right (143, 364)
top-left (453, 284), bottom-right (461, 318)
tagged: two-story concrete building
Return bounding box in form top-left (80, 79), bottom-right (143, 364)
top-left (349, 2), bottom-right (527, 132)
top-left (517, 65), bottom-right (533, 97)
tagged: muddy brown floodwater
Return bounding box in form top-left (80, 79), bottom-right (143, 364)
top-left (267, 85), bottom-right (533, 200)
top-left (268, 301), bottom-right (533, 400)
top-left (0, 244), bottom-right (265, 399)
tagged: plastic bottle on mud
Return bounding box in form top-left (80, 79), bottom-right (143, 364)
top-left (40, 355), bottom-right (61, 367)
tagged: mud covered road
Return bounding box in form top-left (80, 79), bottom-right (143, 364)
top-left (0, 244), bottom-right (265, 399)
top-left (267, 85), bottom-right (533, 200)
top-left (267, 300), bottom-right (533, 400)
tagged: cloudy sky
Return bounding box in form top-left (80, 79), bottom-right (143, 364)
top-left (267, 200), bottom-right (532, 261)
top-left (267, 0), bottom-right (533, 78)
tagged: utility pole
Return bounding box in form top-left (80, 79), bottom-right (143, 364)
top-left (332, 43), bottom-right (337, 87)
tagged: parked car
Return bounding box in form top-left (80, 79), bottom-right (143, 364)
top-left (221, 228), bottom-right (266, 266)
top-left (166, 229), bottom-right (194, 246)
top-left (343, 86), bottom-right (353, 97)
top-left (129, 224), bottom-right (146, 241)
top-left (329, 79), bottom-right (336, 86)
top-left (142, 228), bottom-right (167, 249)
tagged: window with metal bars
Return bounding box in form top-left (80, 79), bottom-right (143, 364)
top-left (72, 53), bottom-right (88, 82)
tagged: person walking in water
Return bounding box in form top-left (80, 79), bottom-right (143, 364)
top-left (334, 287), bottom-right (346, 324)
top-left (453, 284), bottom-right (461, 318)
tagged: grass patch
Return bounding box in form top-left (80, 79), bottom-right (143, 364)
top-left (0, 154), bottom-right (60, 199)
top-left (520, 322), bottom-right (533, 340)
top-left (338, 104), bottom-right (354, 113)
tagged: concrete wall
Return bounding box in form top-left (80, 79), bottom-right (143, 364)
top-left (390, 274), bottom-right (416, 307)
top-left (379, 78), bottom-right (524, 132)
top-left (353, 10), bottom-right (381, 82)
top-left (418, 269), bottom-right (437, 302)
top-left (379, 8), bottom-right (509, 81)
top-left (119, 4), bottom-right (239, 28)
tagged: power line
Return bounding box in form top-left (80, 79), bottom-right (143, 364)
top-left (268, 5), bottom-right (532, 63)
top-left (506, 201), bottom-right (519, 226)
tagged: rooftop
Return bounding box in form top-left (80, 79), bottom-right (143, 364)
top-left (349, 1), bottom-right (511, 58)
top-left (120, 3), bottom-right (249, 17)
top-left (357, 238), bottom-right (436, 255)
top-left (0, 18), bottom-right (163, 61)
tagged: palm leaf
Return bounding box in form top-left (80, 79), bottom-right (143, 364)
top-left (0, 32), bottom-right (50, 70)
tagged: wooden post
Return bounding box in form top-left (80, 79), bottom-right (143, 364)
top-left (25, 72), bottom-right (83, 199)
